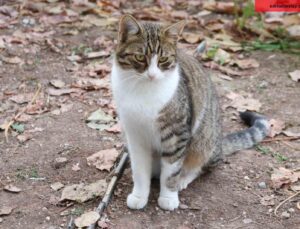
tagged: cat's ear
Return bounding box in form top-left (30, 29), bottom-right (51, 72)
top-left (118, 14), bottom-right (142, 43)
top-left (163, 20), bottom-right (186, 42)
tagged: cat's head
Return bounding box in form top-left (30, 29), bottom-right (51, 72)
top-left (115, 15), bottom-right (185, 81)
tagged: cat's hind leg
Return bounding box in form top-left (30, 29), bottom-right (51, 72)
top-left (158, 159), bottom-right (182, 210)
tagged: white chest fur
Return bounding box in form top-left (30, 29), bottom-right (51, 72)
top-left (111, 58), bottom-right (180, 149)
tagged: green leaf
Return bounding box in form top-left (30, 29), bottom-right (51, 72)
top-left (11, 123), bottom-right (25, 133)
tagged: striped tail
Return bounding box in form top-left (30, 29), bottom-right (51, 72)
top-left (222, 111), bottom-right (270, 155)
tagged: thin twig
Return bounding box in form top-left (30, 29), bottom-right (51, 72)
top-left (261, 136), bottom-right (300, 143)
top-left (274, 191), bottom-right (300, 217)
top-left (66, 149), bottom-right (129, 229)
top-left (3, 84), bottom-right (42, 142)
top-left (281, 141), bottom-right (300, 151)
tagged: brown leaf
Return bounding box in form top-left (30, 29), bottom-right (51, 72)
top-left (231, 59), bottom-right (260, 70)
top-left (0, 6), bottom-right (18, 18)
top-left (87, 148), bottom-right (119, 171)
top-left (170, 10), bottom-right (188, 19)
top-left (25, 100), bottom-right (49, 115)
top-left (282, 130), bottom-right (300, 137)
top-left (287, 25), bottom-right (300, 39)
top-left (50, 79), bottom-right (65, 88)
top-left (268, 119), bottom-right (285, 138)
top-left (15, 114), bottom-right (33, 122)
top-left (17, 133), bottom-right (32, 143)
top-left (288, 70), bottom-right (300, 82)
top-left (48, 88), bottom-right (83, 96)
top-left (50, 182), bottom-right (64, 191)
top-left (271, 167), bottom-right (300, 189)
top-left (4, 184), bottom-right (22, 193)
top-left (72, 163), bottom-right (81, 171)
top-left (85, 50), bottom-right (110, 59)
top-left (0, 206), bottom-right (13, 216)
top-left (203, 1), bottom-right (235, 14)
top-left (181, 32), bottom-right (203, 44)
top-left (206, 34), bottom-right (242, 52)
top-left (39, 14), bottom-right (78, 25)
top-left (72, 78), bottom-right (110, 91)
top-left (75, 211), bottom-right (100, 228)
top-left (260, 195), bottom-right (275, 206)
top-left (1, 55), bottom-right (22, 64)
top-left (204, 62), bottom-right (251, 77)
top-left (105, 123), bottom-right (122, 133)
top-left (9, 93), bottom-right (34, 104)
top-left (60, 179), bottom-right (107, 202)
top-left (225, 91), bottom-right (262, 112)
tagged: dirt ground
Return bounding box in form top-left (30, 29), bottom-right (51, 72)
top-left (1, 1), bottom-right (300, 229)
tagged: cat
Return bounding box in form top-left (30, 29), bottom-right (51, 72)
top-left (111, 15), bottom-right (270, 211)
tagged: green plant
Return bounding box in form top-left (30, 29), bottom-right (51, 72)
top-left (255, 145), bottom-right (287, 162)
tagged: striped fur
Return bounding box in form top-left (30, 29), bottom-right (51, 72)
top-left (111, 15), bottom-right (270, 211)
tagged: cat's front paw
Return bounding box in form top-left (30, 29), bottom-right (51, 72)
top-left (158, 195), bottom-right (179, 211)
top-left (127, 193), bottom-right (148, 209)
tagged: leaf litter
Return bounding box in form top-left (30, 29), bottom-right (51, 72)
top-left (60, 179), bottom-right (107, 203)
top-left (87, 148), bottom-right (120, 171)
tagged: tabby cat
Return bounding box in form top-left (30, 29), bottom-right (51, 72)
top-left (111, 15), bottom-right (270, 211)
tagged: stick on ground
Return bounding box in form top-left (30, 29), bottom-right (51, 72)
top-left (66, 149), bottom-right (129, 229)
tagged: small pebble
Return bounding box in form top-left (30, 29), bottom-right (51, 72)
top-left (0, 217), bottom-right (3, 223)
top-left (46, 216), bottom-right (50, 221)
top-left (288, 208), bottom-right (295, 213)
top-left (281, 211), bottom-right (290, 219)
top-left (179, 204), bottom-right (189, 210)
top-left (243, 218), bottom-right (253, 224)
top-left (268, 208), bottom-right (273, 213)
top-left (258, 182), bottom-right (267, 189)
top-left (244, 176), bottom-right (250, 180)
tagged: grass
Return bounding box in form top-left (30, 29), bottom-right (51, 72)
top-left (255, 145), bottom-right (288, 162)
top-left (242, 39), bottom-right (300, 54)
top-left (71, 207), bottom-right (84, 216)
top-left (16, 167), bottom-right (39, 180)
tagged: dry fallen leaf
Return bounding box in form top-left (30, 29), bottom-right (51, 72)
top-left (50, 182), bottom-right (64, 191)
top-left (87, 148), bottom-right (119, 171)
top-left (203, 1), bottom-right (235, 14)
top-left (1, 55), bottom-right (23, 64)
top-left (15, 114), bottom-right (32, 122)
top-left (260, 195), bottom-right (275, 206)
top-left (268, 119), bottom-right (285, 138)
top-left (60, 179), bottom-right (107, 203)
top-left (213, 49), bottom-right (231, 64)
top-left (288, 70), bottom-right (300, 82)
top-left (271, 167), bottom-right (300, 189)
top-left (17, 133), bottom-right (32, 143)
top-left (85, 50), bottom-right (110, 59)
top-left (72, 78), bottom-right (110, 91)
top-left (75, 211), bottom-right (100, 228)
top-left (181, 32), bottom-right (203, 44)
top-left (231, 59), bottom-right (260, 70)
top-left (282, 130), bottom-right (300, 137)
top-left (287, 25), bottom-right (300, 39)
top-left (105, 123), bottom-right (122, 133)
top-left (48, 88), bottom-right (82, 96)
top-left (50, 79), bottom-right (65, 88)
top-left (72, 163), bottom-right (81, 171)
top-left (204, 61), bottom-right (251, 77)
top-left (4, 184), bottom-right (22, 193)
top-left (9, 93), bottom-right (34, 104)
top-left (0, 206), bottom-right (13, 216)
top-left (225, 91), bottom-right (262, 112)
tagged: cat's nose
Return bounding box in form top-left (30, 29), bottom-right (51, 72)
top-left (148, 74), bottom-right (155, 80)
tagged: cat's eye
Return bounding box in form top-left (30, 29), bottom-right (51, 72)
top-left (159, 56), bottom-right (168, 63)
top-left (134, 54), bottom-right (145, 62)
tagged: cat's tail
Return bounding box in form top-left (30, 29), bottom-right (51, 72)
top-left (222, 111), bottom-right (270, 155)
